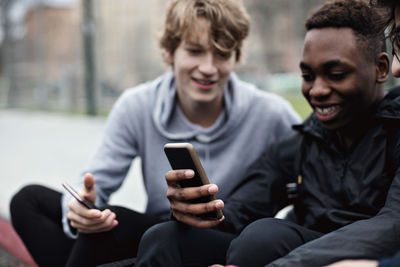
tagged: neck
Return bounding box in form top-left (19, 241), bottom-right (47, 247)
top-left (338, 103), bottom-right (379, 150)
top-left (340, 122), bottom-right (371, 150)
top-left (178, 99), bottom-right (224, 128)
top-left (338, 88), bottom-right (385, 149)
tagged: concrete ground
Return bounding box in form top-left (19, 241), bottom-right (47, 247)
top-left (0, 109), bottom-right (147, 265)
top-left (0, 247), bottom-right (28, 267)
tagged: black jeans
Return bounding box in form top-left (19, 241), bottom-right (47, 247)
top-left (10, 184), bottom-right (165, 267)
top-left (136, 218), bottom-right (323, 267)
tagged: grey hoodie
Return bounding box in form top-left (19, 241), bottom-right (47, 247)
top-left (62, 72), bottom-right (300, 237)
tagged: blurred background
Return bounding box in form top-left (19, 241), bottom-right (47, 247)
top-left (0, 0), bottom-right (331, 118)
top-left (0, 0), bottom-right (397, 116)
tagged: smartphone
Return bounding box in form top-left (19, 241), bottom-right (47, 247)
top-left (62, 182), bottom-right (98, 209)
top-left (164, 142), bottom-right (223, 220)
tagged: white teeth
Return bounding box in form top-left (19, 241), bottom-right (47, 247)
top-left (194, 78), bottom-right (214, 85)
top-left (198, 80), bottom-right (213, 85)
top-left (316, 105), bottom-right (339, 115)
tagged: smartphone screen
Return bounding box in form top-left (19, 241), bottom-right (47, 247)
top-left (62, 182), bottom-right (97, 209)
top-left (164, 143), bottom-right (223, 220)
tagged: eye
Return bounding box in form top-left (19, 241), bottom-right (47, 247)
top-left (392, 36), bottom-right (400, 59)
top-left (214, 51), bottom-right (232, 60)
top-left (327, 72), bottom-right (346, 81)
top-left (394, 32), bottom-right (400, 49)
top-left (186, 47), bottom-right (203, 55)
top-left (301, 72), bottom-right (315, 82)
top-left (395, 38), bottom-right (400, 50)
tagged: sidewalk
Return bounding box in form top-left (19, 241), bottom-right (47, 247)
top-left (0, 109), bottom-right (147, 265)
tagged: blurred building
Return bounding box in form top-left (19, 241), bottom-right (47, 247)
top-left (0, 0), bottom-right (326, 114)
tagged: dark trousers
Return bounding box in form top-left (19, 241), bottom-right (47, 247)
top-left (136, 221), bottom-right (236, 267)
top-left (136, 218), bottom-right (323, 267)
top-left (10, 184), bottom-right (164, 267)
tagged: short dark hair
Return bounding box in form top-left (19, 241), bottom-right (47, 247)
top-left (305, 0), bottom-right (386, 60)
top-left (370, 0), bottom-right (397, 44)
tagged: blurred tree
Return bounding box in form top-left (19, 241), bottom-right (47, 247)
top-left (82, 0), bottom-right (97, 115)
top-left (1, 0), bottom-right (18, 108)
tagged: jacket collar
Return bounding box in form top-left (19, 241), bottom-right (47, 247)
top-left (375, 86), bottom-right (400, 120)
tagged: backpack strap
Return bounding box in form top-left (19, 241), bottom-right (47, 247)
top-left (286, 134), bottom-right (306, 201)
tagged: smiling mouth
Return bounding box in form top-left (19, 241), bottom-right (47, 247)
top-left (314, 104), bottom-right (342, 122)
top-left (315, 105), bottom-right (340, 115)
top-left (195, 79), bottom-right (214, 85)
top-left (192, 78), bottom-right (216, 89)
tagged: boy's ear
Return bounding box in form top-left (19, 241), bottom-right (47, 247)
top-left (376, 52), bottom-right (390, 84)
top-left (162, 49), bottom-right (174, 65)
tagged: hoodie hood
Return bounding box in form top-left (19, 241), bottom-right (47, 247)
top-left (376, 86), bottom-right (400, 120)
top-left (152, 71), bottom-right (251, 143)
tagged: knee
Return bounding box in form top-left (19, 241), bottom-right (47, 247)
top-left (227, 218), bottom-right (289, 266)
top-left (139, 221), bottom-right (180, 249)
top-left (10, 184), bottom-right (43, 214)
top-left (10, 184), bottom-right (54, 227)
top-left (229, 218), bottom-right (281, 250)
top-left (136, 221), bottom-right (182, 265)
top-left (235, 218), bottom-right (286, 243)
top-left (135, 221), bottom-right (183, 266)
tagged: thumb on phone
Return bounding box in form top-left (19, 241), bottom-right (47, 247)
top-left (81, 173), bottom-right (97, 205)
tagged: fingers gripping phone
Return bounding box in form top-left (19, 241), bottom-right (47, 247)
top-left (164, 143), bottom-right (223, 220)
top-left (62, 182), bottom-right (98, 209)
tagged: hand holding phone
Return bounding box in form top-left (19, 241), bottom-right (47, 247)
top-left (63, 174), bottom-right (118, 233)
top-left (164, 143), bottom-right (223, 220)
top-left (62, 182), bottom-right (98, 209)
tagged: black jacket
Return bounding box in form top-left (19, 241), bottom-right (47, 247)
top-left (220, 87), bottom-right (400, 266)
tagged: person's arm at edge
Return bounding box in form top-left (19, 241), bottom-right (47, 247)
top-left (266, 166), bottom-right (400, 267)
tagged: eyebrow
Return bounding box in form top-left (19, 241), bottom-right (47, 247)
top-left (299, 60), bottom-right (346, 70)
top-left (323, 60), bottom-right (343, 69)
top-left (184, 41), bottom-right (201, 46)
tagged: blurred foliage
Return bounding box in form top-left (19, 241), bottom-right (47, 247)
top-left (284, 93), bottom-right (312, 121)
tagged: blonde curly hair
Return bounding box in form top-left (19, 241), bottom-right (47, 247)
top-left (160, 0), bottom-right (250, 62)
